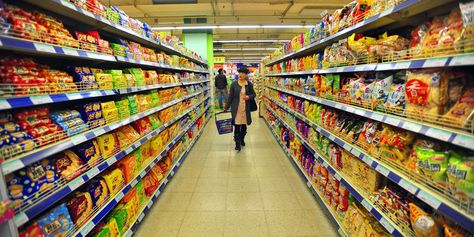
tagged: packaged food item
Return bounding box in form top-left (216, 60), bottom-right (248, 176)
top-left (52, 150), bottom-right (84, 180)
top-left (66, 191), bottom-right (93, 224)
top-left (74, 139), bottom-right (101, 165)
top-left (447, 151), bottom-right (474, 201)
top-left (127, 95), bottom-right (139, 115)
top-left (135, 181), bottom-right (146, 205)
top-left (76, 102), bottom-right (104, 124)
top-left (96, 133), bottom-right (120, 158)
top-left (442, 88), bottom-right (474, 127)
top-left (101, 101), bottom-right (119, 124)
top-left (110, 206), bottom-right (128, 234)
top-left (103, 168), bottom-right (125, 195)
top-left (86, 178), bottom-right (109, 206)
top-left (148, 114), bottom-right (161, 130)
top-left (116, 152), bottom-right (139, 183)
top-left (371, 75), bottom-right (393, 110)
top-left (94, 218), bottom-right (120, 237)
top-left (116, 125), bottom-right (140, 144)
top-left (416, 146), bottom-right (449, 186)
top-left (132, 117), bottom-right (152, 136)
top-left (384, 83), bottom-right (405, 112)
top-left (142, 172), bottom-right (158, 196)
top-left (94, 73), bottom-right (114, 90)
top-left (409, 203), bottom-right (440, 237)
top-left (37, 203), bottom-right (74, 237)
top-left (19, 222), bottom-right (44, 237)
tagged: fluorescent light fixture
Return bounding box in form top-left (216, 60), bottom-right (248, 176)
top-left (151, 26), bottom-right (176, 30)
top-left (304, 25), bottom-right (315, 28)
top-left (214, 48), bottom-right (277, 51)
top-left (176, 25), bottom-right (217, 29)
top-left (262, 25), bottom-right (304, 28)
top-left (214, 39), bottom-right (290, 43)
top-left (218, 25), bottom-right (260, 29)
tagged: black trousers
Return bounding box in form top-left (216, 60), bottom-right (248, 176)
top-left (234, 124), bottom-right (247, 139)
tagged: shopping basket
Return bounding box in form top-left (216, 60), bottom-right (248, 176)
top-left (215, 111), bottom-right (233, 135)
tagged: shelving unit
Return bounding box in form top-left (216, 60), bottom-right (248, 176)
top-left (0, 1), bottom-right (211, 236)
top-left (262, 0), bottom-right (474, 235)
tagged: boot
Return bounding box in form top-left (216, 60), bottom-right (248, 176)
top-left (240, 132), bottom-right (246, 147)
top-left (234, 133), bottom-right (241, 151)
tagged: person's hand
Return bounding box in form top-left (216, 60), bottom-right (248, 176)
top-left (243, 95), bottom-right (250, 101)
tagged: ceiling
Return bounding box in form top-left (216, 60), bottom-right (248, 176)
top-left (99, 0), bottom-right (350, 63)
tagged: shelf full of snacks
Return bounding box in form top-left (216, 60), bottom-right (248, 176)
top-left (0, 1), bottom-right (211, 236)
top-left (262, 0), bottom-right (474, 235)
top-left (19, 0), bottom-right (208, 66)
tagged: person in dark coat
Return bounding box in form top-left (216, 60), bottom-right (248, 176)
top-left (226, 67), bottom-right (256, 151)
top-left (214, 68), bottom-right (228, 109)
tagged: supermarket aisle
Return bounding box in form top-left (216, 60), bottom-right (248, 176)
top-left (134, 116), bottom-right (338, 237)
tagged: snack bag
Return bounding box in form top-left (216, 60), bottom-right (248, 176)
top-left (442, 88), bottom-right (474, 127)
top-left (409, 203), bottom-right (441, 237)
top-left (37, 203), bottom-right (74, 237)
top-left (103, 168), bottom-right (125, 195)
top-left (416, 146), bottom-right (449, 186)
top-left (74, 139), bottom-right (101, 165)
top-left (405, 70), bottom-right (448, 120)
top-left (52, 150), bottom-right (85, 180)
top-left (19, 222), bottom-right (44, 237)
top-left (384, 83), bottom-right (405, 113)
top-left (132, 117), bottom-right (152, 136)
top-left (447, 151), bottom-right (474, 201)
top-left (371, 75), bottom-right (393, 110)
top-left (86, 178), bottom-right (109, 206)
top-left (117, 152), bottom-right (139, 183)
top-left (66, 191), bottom-right (93, 224)
top-left (110, 206), bottom-right (128, 234)
top-left (96, 133), bottom-right (120, 157)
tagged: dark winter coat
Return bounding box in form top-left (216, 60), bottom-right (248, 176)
top-left (226, 80), bottom-right (256, 125)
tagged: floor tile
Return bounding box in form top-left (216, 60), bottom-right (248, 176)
top-left (265, 210), bottom-right (316, 236)
top-left (178, 211), bottom-right (226, 237)
top-left (167, 177), bottom-right (198, 193)
top-left (224, 211), bottom-right (269, 237)
top-left (258, 177), bottom-right (293, 192)
top-left (261, 192), bottom-right (301, 210)
top-left (228, 177), bottom-right (260, 192)
top-left (134, 211), bottom-right (185, 237)
top-left (228, 166), bottom-right (257, 178)
top-left (155, 191), bottom-right (193, 211)
top-left (195, 177), bottom-right (229, 192)
top-left (187, 192), bottom-right (227, 211)
top-left (200, 166), bottom-right (230, 178)
top-left (255, 166), bottom-right (285, 177)
top-left (226, 192), bottom-right (264, 211)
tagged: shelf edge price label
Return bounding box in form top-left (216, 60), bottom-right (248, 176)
top-left (34, 43), bottom-right (56, 53)
top-left (398, 179), bottom-right (418, 194)
top-left (31, 95), bottom-right (53, 105)
top-left (334, 173), bottom-right (341, 181)
top-left (401, 122), bottom-right (422, 133)
top-left (71, 134), bottom-right (87, 145)
top-left (375, 164), bottom-right (390, 177)
top-left (115, 191), bottom-right (125, 202)
top-left (361, 199), bottom-right (373, 212)
top-left (379, 217), bottom-right (395, 233)
top-left (425, 128), bottom-right (452, 142)
top-left (69, 177), bottom-right (85, 190)
top-left (14, 212), bottom-right (29, 226)
top-left (66, 93), bottom-right (83, 101)
top-left (416, 190), bottom-right (441, 209)
top-left (452, 134), bottom-right (473, 148)
top-left (62, 48), bottom-right (79, 57)
top-left (0, 99), bottom-right (11, 109)
top-left (88, 167), bottom-right (100, 177)
top-left (82, 222), bottom-right (95, 236)
top-left (3, 159), bottom-right (24, 174)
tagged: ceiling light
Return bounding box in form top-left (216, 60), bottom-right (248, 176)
top-left (213, 39), bottom-right (290, 43)
top-left (262, 25), bottom-right (304, 28)
top-left (151, 26), bottom-right (176, 30)
top-left (304, 25), bottom-right (315, 28)
top-left (218, 25), bottom-right (260, 29)
top-left (176, 26), bottom-right (217, 29)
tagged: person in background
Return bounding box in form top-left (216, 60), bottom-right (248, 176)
top-left (215, 68), bottom-right (228, 110)
top-left (226, 67), bottom-right (256, 151)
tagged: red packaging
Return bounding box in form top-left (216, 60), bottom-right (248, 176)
top-left (131, 117), bottom-right (152, 136)
top-left (66, 192), bottom-right (93, 224)
top-left (19, 222), bottom-right (44, 237)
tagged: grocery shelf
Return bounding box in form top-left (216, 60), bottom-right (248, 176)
top-left (264, 94), bottom-right (474, 233)
top-left (20, 0), bottom-right (208, 66)
top-left (265, 0), bottom-right (455, 66)
top-left (265, 105), bottom-right (405, 236)
top-left (1, 89), bottom-right (209, 174)
top-left (266, 53), bottom-right (474, 76)
top-left (263, 118), bottom-right (349, 237)
top-left (12, 97), bottom-right (209, 227)
top-left (74, 106), bottom-right (209, 237)
top-left (115, 56), bottom-right (209, 73)
top-left (0, 80), bottom-right (209, 111)
top-left (123, 116), bottom-right (210, 237)
top-left (0, 35), bottom-right (116, 62)
top-left (266, 85), bottom-right (474, 150)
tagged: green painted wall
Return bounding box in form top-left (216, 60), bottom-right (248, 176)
top-left (182, 31), bottom-right (214, 69)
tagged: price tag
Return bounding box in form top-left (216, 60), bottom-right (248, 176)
top-left (93, 128), bottom-right (106, 137)
top-left (176, 162), bottom-right (181, 167)
top-left (335, 103), bottom-right (343, 109)
top-left (398, 179), bottom-right (418, 194)
top-left (337, 228), bottom-right (345, 236)
top-left (375, 165), bottom-right (390, 177)
top-left (351, 149), bottom-right (361, 157)
top-left (140, 172), bottom-right (146, 178)
top-left (361, 156), bottom-right (373, 166)
top-left (171, 170), bottom-right (175, 176)
top-left (115, 191), bottom-right (125, 202)
top-left (334, 173), bottom-right (341, 181)
top-left (82, 10), bottom-right (95, 18)
top-left (14, 212), bottom-right (29, 226)
top-left (69, 178), bottom-right (85, 190)
top-left (369, 113), bottom-right (383, 122)
top-left (361, 199), bottom-right (373, 212)
top-left (131, 179), bottom-right (138, 187)
top-left (452, 134), bottom-right (474, 148)
top-left (164, 179), bottom-right (168, 185)
top-left (31, 95), bottom-right (53, 105)
top-left (88, 167), bottom-right (100, 177)
top-left (82, 222), bottom-right (95, 235)
top-left (384, 116), bottom-right (400, 126)
top-left (155, 190), bottom-right (161, 198)
top-left (34, 43), bottom-right (55, 53)
top-left (0, 99), bottom-right (11, 109)
top-left (450, 54), bottom-right (474, 66)
top-left (379, 218), bottom-right (395, 233)
top-left (62, 48), bottom-right (79, 57)
top-left (306, 181), bottom-right (312, 188)
top-left (342, 143), bottom-right (351, 151)
top-left (328, 134), bottom-right (335, 141)
top-left (60, 0), bottom-right (76, 9)
top-left (394, 61), bottom-right (411, 70)
top-left (104, 90), bottom-right (115, 96)
top-left (417, 190), bottom-right (441, 209)
top-left (138, 212), bottom-right (146, 223)
top-left (3, 159), bottom-right (24, 173)
top-left (107, 157), bottom-right (117, 165)
top-left (66, 93), bottom-right (83, 101)
top-left (323, 162), bottom-right (329, 168)
top-left (401, 122), bottom-right (422, 133)
top-left (425, 128), bottom-right (452, 142)
top-left (376, 63), bottom-right (393, 71)
top-left (423, 58), bottom-right (447, 68)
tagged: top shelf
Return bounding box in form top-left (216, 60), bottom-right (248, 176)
top-left (21, 0), bottom-right (208, 66)
top-left (265, 0), bottom-right (454, 66)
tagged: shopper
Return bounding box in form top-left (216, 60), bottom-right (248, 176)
top-left (226, 67), bottom-right (256, 151)
top-left (214, 68), bottom-right (228, 110)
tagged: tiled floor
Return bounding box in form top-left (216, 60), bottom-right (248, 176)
top-left (134, 115), bottom-right (339, 237)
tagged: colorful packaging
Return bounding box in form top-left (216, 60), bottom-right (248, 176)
top-left (86, 178), bottom-right (109, 206)
top-left (135, 181), bottom-right (146, 205)
top-left (116, 152), bottom-right (139, 183)
top-left (52, 150), bottom-right (84, 181)
top-left (132, 117), bottom-right (152, 136)
top-left (96, 133), bottom-right (120, 158)
top-left (103, 168), bottom-right (125, 195)
top-left (74, 139), bottom-right (101, 165)
top-left (115, 125), bottom-right (140, 147)
top-left (110, 206), bottom-right (128, 234)
top-left (66, 191), bottom-right (93, 224)
top-left (19, 222), bottom-right (44, 237)
top-left (37, 203), bottom-right (74, 237)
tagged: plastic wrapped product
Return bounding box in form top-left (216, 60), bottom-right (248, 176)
top-left (37, 203), bottom-right (74, 237)
top-left (66, 191), bottom-right (93, 224)
top-left (52, 150), bottom-right (84, 181)
top-left (86, 178), bottom-right (109, 206)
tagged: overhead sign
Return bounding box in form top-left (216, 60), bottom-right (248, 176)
top-left (214, 56), bottom-right (225, 64)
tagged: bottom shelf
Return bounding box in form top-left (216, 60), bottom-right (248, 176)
top-left (262, 117), bottom-right (348, 237)
top-left (122, 115), bottom-right (210, 237)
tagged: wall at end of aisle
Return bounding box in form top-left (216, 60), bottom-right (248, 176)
top-left (182, 31), bottom-right (214, 68)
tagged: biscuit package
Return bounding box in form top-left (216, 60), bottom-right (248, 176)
top-left (52, 150), bottom-right (85, 180)
top-left (96, 133), bottom-right (120, 158)
top-left (37, 203), bottom-right (74, 237)
top-left (74, 139), bottom-right (102, 165)
top-left (66, 191), bottom-right (93, 224)
top-left (86, 178), bottom-right (109, 206)
top-left (103, 168), bottom-right (125, 195)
